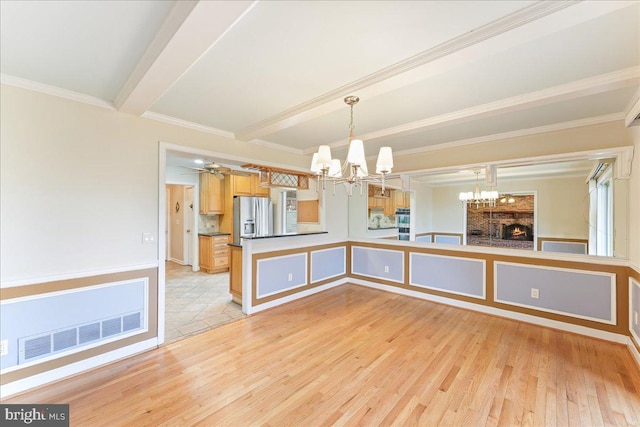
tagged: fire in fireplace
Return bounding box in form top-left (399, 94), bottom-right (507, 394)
top-left (502, 223), bottom-right (533, 241)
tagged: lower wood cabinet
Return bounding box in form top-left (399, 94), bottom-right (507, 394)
top-left (229, 244), bottom-right (242, 304)
top-left (199, 234), bottom-right (230, 273)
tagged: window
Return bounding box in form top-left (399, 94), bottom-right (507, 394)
top-left (588, 164), bottom-right (613, 256)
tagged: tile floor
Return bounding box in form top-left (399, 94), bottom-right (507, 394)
top-left (164, 261), bottom-right (244, 344)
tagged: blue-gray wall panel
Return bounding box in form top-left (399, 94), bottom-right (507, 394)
top-left (310, 247), bottom-right (346, 283)
top-left (257, 253), bottom-right (307, 297)
top-left (632, 279), bottom-right (640, 338)
top-left (495, 262), bottom-right (613, 323)
top-left (434, 235), bottom-right (461, 245)
top-left (415, 236), bottom-right (431, 243)
top-left (542, 241), bottom-right (587, 254)
top-left (410, 253), bottom-right (484, 298)
top-left (0, 280), bottom-right (146, 370)
top-left (351, 247), bottom-right (404, 283)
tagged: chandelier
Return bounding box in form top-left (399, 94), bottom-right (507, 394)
top-left (310, 96), bottom-right (394, 195)
top-left (459, 171), bottom-right (498, 208)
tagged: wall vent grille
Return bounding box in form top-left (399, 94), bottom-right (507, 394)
top-left (18, 311), bottom-right (143, 364)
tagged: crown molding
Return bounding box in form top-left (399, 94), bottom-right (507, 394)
top-left (247, 139), bottom-right (305, 155)
top-left (389, 113), bottom-right (625, 158)
top-left (141, 111), bottom-right (234, 139)
top-left (1, 74), bottom-right (115, 111)
top-left (624, 86), bottom-right (640, 127)
top-left (235, 0), bottom-right (631, 142)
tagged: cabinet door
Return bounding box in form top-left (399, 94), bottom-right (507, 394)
top-left (199, 174), bottom-right (208, 215)
top-left (233, 175), bottom-right (252, 196)
top-left (198, 236), bottom-right (211, 271)
top-left (229, 246), bottom-right (242, 300)
top-left (394, 189), bottom-right (404, 208)
top-left (207, 175), bottom-right (224, 214)
top-left (384, 195), bottom-right (395, 216)
top-left (251, 173), bottom-right (270, 197)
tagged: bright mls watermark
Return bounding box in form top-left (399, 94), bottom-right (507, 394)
top-left (1, 404), bottom-right (69, 426)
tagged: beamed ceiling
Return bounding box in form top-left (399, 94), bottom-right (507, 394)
top-left (1, 1), bottom-right (639, 166)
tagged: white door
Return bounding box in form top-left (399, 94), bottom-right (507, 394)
top-left (185, 186), bottom-right (194, 266)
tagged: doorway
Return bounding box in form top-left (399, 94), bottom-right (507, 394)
top-left (162, 148), bottom-right (244, 345)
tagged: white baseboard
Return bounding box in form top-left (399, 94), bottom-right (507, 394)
top-left (169, 258), bottom-right (186, 266)
top-left (247, 278), bottom-right (348, 315)
top-left (350, 278), bottom-right (629, 344)
top-left (0, 338), bottom-right (158, 398)
top-left (629, 337), bottom-right (640, 369)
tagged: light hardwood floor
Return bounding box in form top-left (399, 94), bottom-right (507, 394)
top-left (5, 284), bottom-right (640, 426)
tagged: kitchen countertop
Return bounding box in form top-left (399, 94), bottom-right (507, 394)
top-left (368, 227), bottom-right (398, 230)
top-left (198, 232), bottom-right (231, 236)
top-left (230, 231), bottom-right (328, 246)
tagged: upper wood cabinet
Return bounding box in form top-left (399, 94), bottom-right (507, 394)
top-left (199, 174), bottom-right (224, 215)
top-left (395, 189), bottom-right (409, 209)
top-left (251, 173), bottom-right (270, 197)
top-left (233, 174), bottom-right (252, 196)
top-left (232, 173), bottom-right (270, 197)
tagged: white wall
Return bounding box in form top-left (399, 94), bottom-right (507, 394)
top-left (412, 181), bottom-right (433, 235)
top-left (0, 84), bottom-right (315, 283)
top-left (426, 175), bottom-right (591, 239)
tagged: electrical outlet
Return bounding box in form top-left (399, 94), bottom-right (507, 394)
top-left (0, 340), bottom-right (8, 356)
top-left (288, 273), bottom-right (293, 282)
top-left (142, 232), bottom-right (155, 244)
top-left (635, 311), bottom-right (638, 326)
top-left (384, 266), bottom-right (389, 273)
top-left (531, 288), bottom-right (539, 299)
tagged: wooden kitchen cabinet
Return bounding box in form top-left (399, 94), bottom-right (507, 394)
top-left (199, 174), bottom-right (225, 215)
top-left (199, 234), bottom-right (230, 273)
top-left (233, 174), bottom-right (252, 196)
top-left (232, 173), bottom-right (270, 197)
top-left (229, 244), bottom-right (242, 304)
top-left (395, 189), bottom-right (409, 209)
top-left (251, 173), bottom-right (270, 197)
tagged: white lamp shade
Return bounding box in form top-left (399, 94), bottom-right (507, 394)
top-left (310, 153), bottom-right (321, 174)
top-left (317, 145), bottom-right (332, 167)
top-left (376, 146), bottom-right (393, 173)
top-left (328, 159), bottom-right (342, 178)
top-left (459, 192), bottom-right (473, 201)
top-left (356, 160), bottom-right (368, 177)
top-left (346, 139), bottom-right (365, 166)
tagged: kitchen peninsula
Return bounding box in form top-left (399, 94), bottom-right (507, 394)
top-left (228, 231), bottom-right (328, 304)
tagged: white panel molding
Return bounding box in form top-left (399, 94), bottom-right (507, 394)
top-left (408, 252), bottom-right (485, 299)
top-left (236, 0), bottom-right (629, 142)
top-left (1, 262), bottom-right (159, 288)
top-left (115, 1), bottom-right (256, 115)
top-left (494, 261), bottom-right (617, 325)
top-left (388, 113), bottom-right (624, 159)
top-left (349, 278), bottom-right (628, 344)
top-left (142, 111), bottom-right (235, 139)
top-left (310, 246), bottom-right (347, 284)
top-left (329, 67), bottom-right (639, 150)
top-left (350, 246), bottom-right (405, 284)
top-left (0, 74), bottom-right (116, 111)
top-left (0, 338), bottom-right (158, 399)
top-left (247, 277), bottom-right (347, 315)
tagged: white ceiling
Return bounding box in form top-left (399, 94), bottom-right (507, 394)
top-left (1, 1), bottom-right (638, 165)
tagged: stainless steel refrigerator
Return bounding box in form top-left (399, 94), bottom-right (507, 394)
top-left (233, 196), bottom-right (273, 242)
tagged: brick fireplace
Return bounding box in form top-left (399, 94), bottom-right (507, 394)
top-left (466, 194), bottom-right (534, 249)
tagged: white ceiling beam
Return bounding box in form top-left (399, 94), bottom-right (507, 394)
top-left (115, 0), bottom-right (255, 115)
top-left (235, 0), bottom-right (633, 142)
top-left (320, 67), bottom-right (639, 151)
